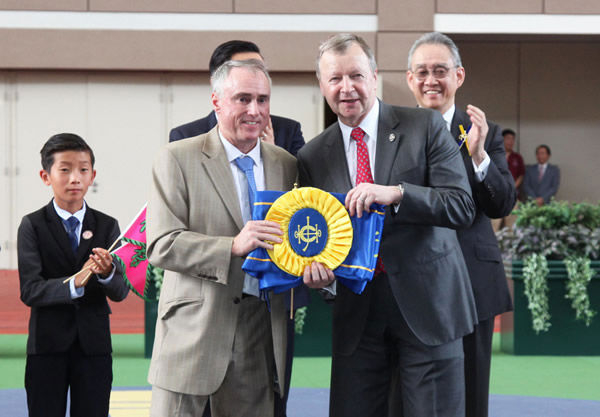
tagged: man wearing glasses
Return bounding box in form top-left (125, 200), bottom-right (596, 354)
top-left (406, 32), bottom-right (516, 417)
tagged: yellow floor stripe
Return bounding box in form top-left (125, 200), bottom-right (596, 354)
top-left (109, 390), bottom-right (151, 417)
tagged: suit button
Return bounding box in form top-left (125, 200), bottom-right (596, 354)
top-left (233, 297), bottom-right (241, 304)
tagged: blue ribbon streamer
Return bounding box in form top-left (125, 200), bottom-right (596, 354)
top-left (242, 190), bottom-right (385, 295)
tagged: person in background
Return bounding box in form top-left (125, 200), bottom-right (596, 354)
top-left (406, 32), bottom-right (516, 417)
top-left (522, 144), bottom-right (560, 206)
top-left (170, 40), bottom-right (305, 156)
top-left (492, 128), bottom-right (524, 231)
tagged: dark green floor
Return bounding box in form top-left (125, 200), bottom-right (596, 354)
top-left (2, 334), bottom-right (600, 401)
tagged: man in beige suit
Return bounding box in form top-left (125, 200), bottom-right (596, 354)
top-left (147, 59), bottom-right (297, 417)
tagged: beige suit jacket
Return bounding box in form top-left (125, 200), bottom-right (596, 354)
top-left (147, 127), bottom-right (297, 396)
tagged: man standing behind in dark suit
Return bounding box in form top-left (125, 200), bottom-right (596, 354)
top-left (298, 33), bottom-right (477, 417)
top-left (522, 144), bottom-right (560, 206)
top-left (406, 32), bottom-right (516, 417)
top-left (170, 40), bottom-right (307, 417)
top-left (170, 40), bottom-right (305, 156)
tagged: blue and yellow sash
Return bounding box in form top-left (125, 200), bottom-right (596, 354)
top-left (242, 187), bottom-right (385, 295)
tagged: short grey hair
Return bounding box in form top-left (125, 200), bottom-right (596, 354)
top-left (407, 32), bottom-right (462, 69)
top-left (316, 33), bottom-right (377, 79)
top-left (211, 59), bottom-right (272, 96)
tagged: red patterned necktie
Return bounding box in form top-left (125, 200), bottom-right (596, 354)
top-left (351, 127), bottom-right (374, 184)
top-left (350, 127), bottom-right (385, 275)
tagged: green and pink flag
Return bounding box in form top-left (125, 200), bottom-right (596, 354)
top-left (111, 204), bottom-right (152, 300)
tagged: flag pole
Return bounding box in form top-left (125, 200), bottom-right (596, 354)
top-left (62, 234), bottom-right (122, 284)
top-left (62, 203), bottom-right (147, 285)
top-left (289, 288), bottom-right (294, 320)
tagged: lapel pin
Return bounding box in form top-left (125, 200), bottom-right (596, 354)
top-left (82, 230), bottom-right (93, 240)
top-left (388, 133), bottom-right (396, 142)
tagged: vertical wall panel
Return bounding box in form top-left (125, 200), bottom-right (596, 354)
top-left (455, 42), bottom-right (520, 135)
top-left (545, 0), bottom-right (600, 14)
top-left (0, 72), bottom-right (13, 267)
top-left (85, 73), bottom-right (164, 225)
top-left (378, 0), bottom-right (434, 32)
top-left (519, 42), bottom-right (600, 203)
top-left (436, 0), bottom-right (543, 13)
top-left (270, 73), bottom-right (322, 141)
top-left (0, 0), bottom-right (86, 10)
top-left (234, 0), bottom-right (375, 14)
top-left (89, 0), bottom-right (233, 13)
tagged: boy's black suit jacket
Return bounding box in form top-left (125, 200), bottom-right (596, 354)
top-left (18, 201), bottom-right (129, 356)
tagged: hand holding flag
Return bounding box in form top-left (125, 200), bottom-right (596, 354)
top-left (64, 204), bottom-right (153, 300)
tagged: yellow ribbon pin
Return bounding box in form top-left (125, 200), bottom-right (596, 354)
top-left (458, 124), bottom-right (471, 156)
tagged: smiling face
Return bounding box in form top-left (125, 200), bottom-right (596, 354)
top-left (406, 43), bottom-right (465, 114)
top-left (212, 66), bottom-right (271, 153)
top-left (40, 150), bottom-right (96, 213)
top-left (318, 43), bottom-right (378, 127)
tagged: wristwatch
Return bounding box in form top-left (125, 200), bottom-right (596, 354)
top-left (397, 183), bottom-right (405, 202)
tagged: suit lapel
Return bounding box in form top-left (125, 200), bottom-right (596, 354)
top-left (201, 128), bottom-right (245, 230)
top-left (324, 125), bottom-right (353, 192)
top-left (44, 202), bottom-right (78, 264)
top-left (374, 101), bottom-right (403, 185)
top-left (262, 144), bottom-right (285, 190)
top-left (450, 109), bottom-right (474, 173)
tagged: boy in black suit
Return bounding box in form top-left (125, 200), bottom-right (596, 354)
top-left (17, 133), bottom-right (129, 417)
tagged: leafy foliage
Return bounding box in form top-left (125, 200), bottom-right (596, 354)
top-left (294, 306), bottom-right (307, 335)
top-left (523, 254), bottom-right (551, 333)
top-left (497, 200), bottom-right (599, 331)
top-left (147, 263), bottom-right (163, 301)
top-left (498, 201), bottom-right (600, 260)
top-left (564, 257), bottom-right (597, 326)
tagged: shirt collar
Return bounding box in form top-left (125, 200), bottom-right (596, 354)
top-left (340, 99), bottom-right (380, 152)
top-left (442, 104), bottom-right (455, 132)
top-left (53, 199), bottom-right (86, 223)
top-left (218, 128), bottom-right (261, 166)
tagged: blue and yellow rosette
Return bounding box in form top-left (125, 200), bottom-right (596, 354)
top-left (243, 187), bottom-right (385, 295)
top-left (266, 187), bottom-right (353, 276)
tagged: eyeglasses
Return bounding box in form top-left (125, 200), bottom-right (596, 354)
top-left (410, 66), bottom-right (458, 81)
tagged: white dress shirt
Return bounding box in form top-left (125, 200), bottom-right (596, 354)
top-left (339, 100), bottom-right (380, 187)
top-left (53, 199), bottom-right (115, 299)
top-left (219, 131), bottom-right (264, 297)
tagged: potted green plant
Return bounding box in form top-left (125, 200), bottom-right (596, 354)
top-left (497, 200), bottom-right (600, 355)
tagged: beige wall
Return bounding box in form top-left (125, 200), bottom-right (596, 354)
top-left (0, 3), bottom-right (598, 206)
top-left (455, 40), bottom-right (600, 203)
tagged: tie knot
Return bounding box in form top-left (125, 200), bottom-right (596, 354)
top-left (350, 127), bottom-right (366, 143)
top-left (65, 216), bottom-right (79, 232)
top-left (234, 156), bottom-right (254, 173)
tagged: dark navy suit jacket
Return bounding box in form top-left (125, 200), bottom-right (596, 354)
top-left (451, 108), bottom-right (515, 321)
top-left (170, 111), bottom-right (305, 156)
top-left (522, 163), bottom-right (560, 204)
top-left (18, 201), bottom-right (129, 355)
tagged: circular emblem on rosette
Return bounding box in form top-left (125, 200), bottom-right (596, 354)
top-left (265, 187), bottom-right (353, 276)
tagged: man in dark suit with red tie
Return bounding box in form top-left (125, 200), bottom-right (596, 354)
top-left (299, 33), bottom-right (477, 417)
top-left (406, 32), bottom-right (517, 417)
